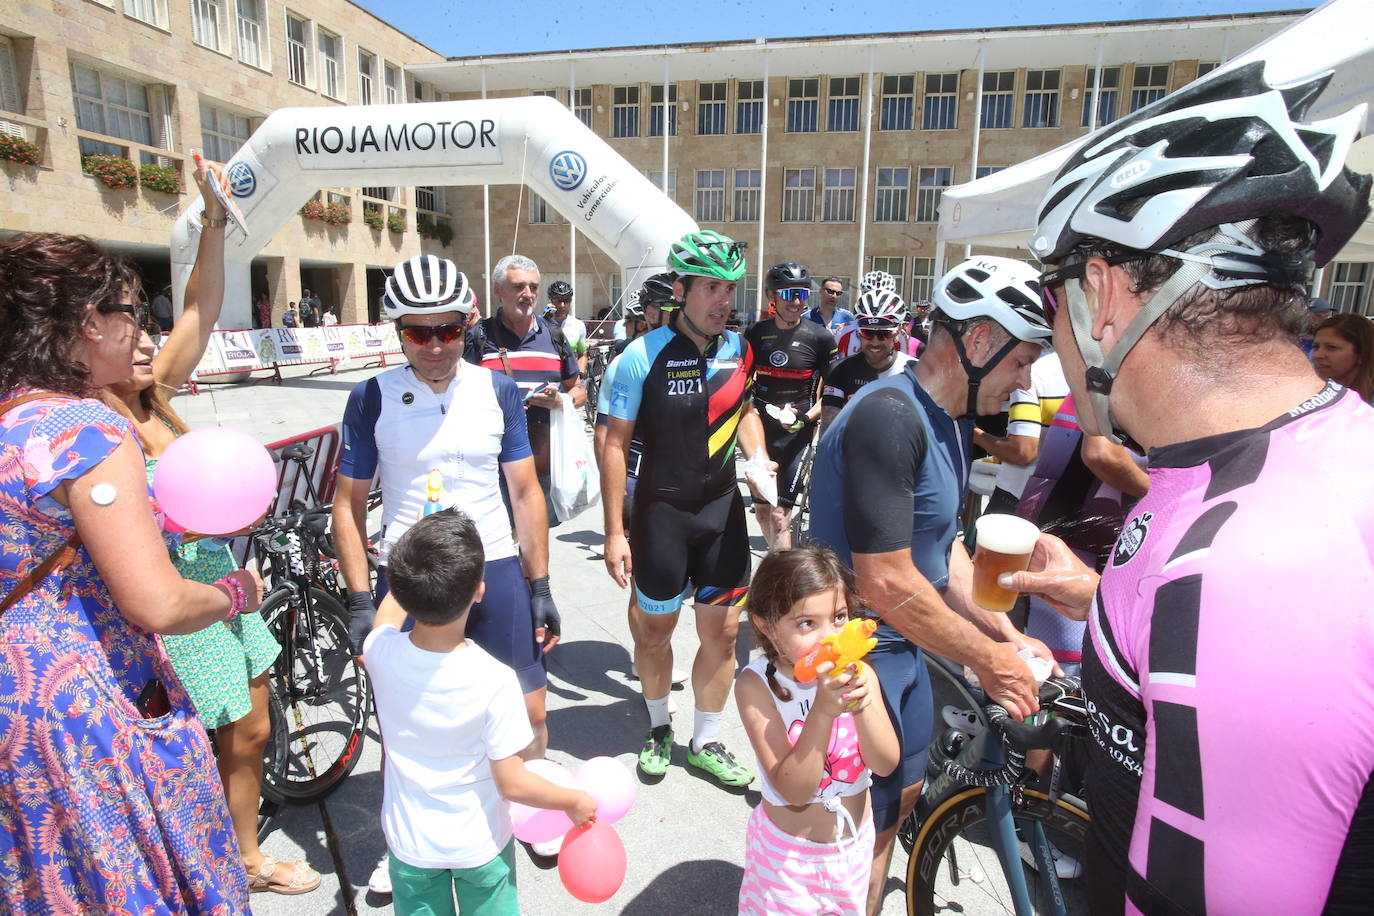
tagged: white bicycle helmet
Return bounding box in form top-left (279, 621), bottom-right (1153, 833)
top-left (854, 288), bottom-right (906, 330)
top-left (382, 255), bottom-right (473, 318)
top-left (932, 257), bottom-right (1052, 344)
top-left (860, 270), bottom-right (896, 294)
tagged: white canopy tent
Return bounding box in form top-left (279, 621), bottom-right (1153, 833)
top-left (936, 0), bottom-right (1374, 276)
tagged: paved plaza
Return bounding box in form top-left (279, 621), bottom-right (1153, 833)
top-left (175, 359), bottom-right (922, 916)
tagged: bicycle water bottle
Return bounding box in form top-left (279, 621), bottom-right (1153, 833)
top-left (421, 468), bottom-right (444, 518)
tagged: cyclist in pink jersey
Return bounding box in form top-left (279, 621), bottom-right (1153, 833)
top-left (1002, 62), bottom-right (1374, 914)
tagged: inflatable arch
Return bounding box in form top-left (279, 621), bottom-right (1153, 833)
top-left (170, 96), bottom-right (698, 328)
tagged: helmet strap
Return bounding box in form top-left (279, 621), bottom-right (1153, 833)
top-left (940, 318), bottom-right (1022, 418)
top-left (1063, 251), bottom-right (1213, 444)
top-left (673, 306), bottom-right (721, 353)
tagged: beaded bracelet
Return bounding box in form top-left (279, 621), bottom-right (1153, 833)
top-left (213, 574), bottom-right (247, 620)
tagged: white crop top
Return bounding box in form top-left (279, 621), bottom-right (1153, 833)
top-left (742, 655), bottom-right (872, 809)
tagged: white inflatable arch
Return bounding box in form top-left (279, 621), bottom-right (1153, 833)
top-left (170, 96), bottom-right (698, 327)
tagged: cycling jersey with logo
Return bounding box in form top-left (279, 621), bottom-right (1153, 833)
top-left (1085, 383), bottom-right (1374, 914)
top-left (338, 363), bottom-right (530, 563)
top-left (993, 352), bottom-right (1069, 499)
top-left (608, 325), bottom-right (754, 503)
top-left (595, 354), bottom-right (643, 479)
top-left (745, 318), bottom-right (837, 423)
top-left (821, 351), bottom-right (915, 411)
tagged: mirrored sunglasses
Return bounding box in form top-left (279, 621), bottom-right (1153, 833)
top-left (399, 322), bottom-right (465, 345)
top-left (778, 287), bottom-right (811, 302)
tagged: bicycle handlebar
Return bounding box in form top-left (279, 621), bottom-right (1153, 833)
top-left (941, 676), bottom-right (1084, 788)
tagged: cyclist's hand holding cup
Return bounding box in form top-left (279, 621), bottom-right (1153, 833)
top-left (998, 533), bottom-right (1099, 622)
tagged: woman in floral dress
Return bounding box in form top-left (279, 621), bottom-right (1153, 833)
top-left (0, 232), bottom-right (259, 913)
top-left (103, 157), bottom-right (319, 895)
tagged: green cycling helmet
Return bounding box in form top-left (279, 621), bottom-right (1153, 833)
top-left (668, 230), bottom-right (747, 282)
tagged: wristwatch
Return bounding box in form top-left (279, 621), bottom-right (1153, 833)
top-left (200, 213), bottom-right (229, 228)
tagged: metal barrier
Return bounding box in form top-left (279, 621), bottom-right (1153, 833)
top-left (266, 424), bottom-right (342, 513)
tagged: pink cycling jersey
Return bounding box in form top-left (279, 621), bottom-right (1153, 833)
top-left (1085, 382), bottom-right (1374, 914)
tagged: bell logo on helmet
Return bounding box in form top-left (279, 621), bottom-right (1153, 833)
top-left (1110, 160), bottom-right (1152, 189)
top-left (549, 151), bottom-right (587, 191)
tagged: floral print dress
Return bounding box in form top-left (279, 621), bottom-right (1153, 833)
top-left (0, 394), bottom-right (247, 914)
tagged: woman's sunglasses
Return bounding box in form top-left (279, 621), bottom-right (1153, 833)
top-left (99, 301), bottom-right (152, 326)
top-left (399, 322), bottom-right (465, 345)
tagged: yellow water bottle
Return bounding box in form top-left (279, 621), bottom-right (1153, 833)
top-left (421, 468), bottom-right (444, 518)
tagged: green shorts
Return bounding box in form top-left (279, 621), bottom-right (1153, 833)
top-left (389, 842), bottom-right (518, 916)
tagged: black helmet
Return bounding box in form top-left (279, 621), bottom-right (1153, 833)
top-left (766, 261), bottom-right (811, 291)
top-left (638, 272), bottom-right (677, 307)
top-left (547, 280), bottom-right (573, 300)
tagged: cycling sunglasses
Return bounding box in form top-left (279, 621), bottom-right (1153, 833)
top-left (858, 328), bottom-right (897, 340)
top-left (1039, 253), bottom-right (1150, 325)
top-left (399, 322), bottom-right (465, 345)
top-left (777, 287), bottom-right (810, 302)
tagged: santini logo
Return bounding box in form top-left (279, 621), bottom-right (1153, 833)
top-left (550, 151), bottom-right (588, 191)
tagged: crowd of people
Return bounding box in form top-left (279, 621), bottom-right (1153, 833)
top-left (1, 60), bottom-right (1373, 916)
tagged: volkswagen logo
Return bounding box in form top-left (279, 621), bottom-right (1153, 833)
top-left (549, 151), bottom-right (587, 191)
top-left (227, 161), bottom-right (256, 198)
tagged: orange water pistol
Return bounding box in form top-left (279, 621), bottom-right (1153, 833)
top-left (793, 618), bottom-right (878, 683)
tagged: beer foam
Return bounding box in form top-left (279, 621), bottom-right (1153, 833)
top-left (974, 514), bottom-right (1040, 554)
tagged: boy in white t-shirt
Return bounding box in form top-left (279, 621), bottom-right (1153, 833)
top-left (364, 509), bottom-right (596, 915)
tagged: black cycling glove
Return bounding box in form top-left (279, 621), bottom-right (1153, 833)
top-left (529, 576), bottom-right (561, 647)
top-left (346, 591), bottom-right (377, 657)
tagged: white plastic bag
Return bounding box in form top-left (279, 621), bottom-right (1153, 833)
top-left (549, 393), bottom-right (600, 522)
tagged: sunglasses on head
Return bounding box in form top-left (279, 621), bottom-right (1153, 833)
top-left (777, 287), bottom-right (810, 302)
top-left (399, 322), bottom-right (465, 345)
top-left (858, 328), bottom-right (897, 340)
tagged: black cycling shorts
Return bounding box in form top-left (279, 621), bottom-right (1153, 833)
top-left (630, 489), bottom-right (751, 614)
top-left (767, 427), bottom-right (815, 509)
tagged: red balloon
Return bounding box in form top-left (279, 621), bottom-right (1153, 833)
top-left (558, 821), bottom-right (627, 904)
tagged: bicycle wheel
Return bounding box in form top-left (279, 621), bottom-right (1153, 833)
top-left (261, 587), bottom-right (371, 803)
top-left (257, 683), bottom-right (288, 840)
top-left (906, 787), bottom-right (1091, 916)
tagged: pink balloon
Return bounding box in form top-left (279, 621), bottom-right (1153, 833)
top-left (510, 759), bottom-right (576, 844)
top-left (153, 427), bottom-right (276, 535)
top-left (575, 756), bottom-right (636, 824)
top-left (559, 821), bottom-right (626, 903)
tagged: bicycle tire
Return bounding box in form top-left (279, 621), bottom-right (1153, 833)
top-left (257, 683), bottom-right (288, 840)
top-left (261, 587), bottom-right (371, 803)
top-left (906, 787), bottom-right (1091, 916)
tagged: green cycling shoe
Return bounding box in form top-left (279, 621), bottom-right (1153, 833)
top-left (686, 740), bottom-right (755, 788)
top-left (638, 725), bottom-right (674, 777)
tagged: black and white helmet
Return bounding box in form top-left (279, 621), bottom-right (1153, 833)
top-left (1031, 61), bottom-right (1371, 269)
top-left (860, 270), bottom-right (897, 294)
top-left (932, 257), bottom-right (1052, 345)
top-left (854, 288), bottom-right (906, 330)
top-left (383, 255), bottom-right (473, 318)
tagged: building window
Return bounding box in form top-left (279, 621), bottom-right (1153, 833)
top-left (0, 36), bottom-right (23, 114)
top-left (822, 167), bottom-right (856, 222)
top-left (695, 169), bottom-right (725, 222)
top-left (235, 0), bottom-right (265, 68)
top-left (1023, 69), bottom-right (1060, 128)
top-left (1131, 64), bottom-right (1170, 112)
top-left (383, 63), bottom-right (400, 104)
top-left (1330, 263), bottom-right (1371, 314)
top-left (200, 101), bottom-right (249, 162)
top-left (286, 13), bottom-right (310, 87)
top-left (415, 186), bottom-right (439, 211)
top-left (648, 169), bottom-right (676, 202)
top-left (71, 63), bottom-right (154, 158)
top-left (739, 275), bottom-right (759, 320)
top-left (573, 88), bottom-right (592, 128)
top-left (910, 257), bottom-right (936, 305)
top-left (786, 78), bottom-right (818, 133)
top-left (1196, 61), bottom-right (1220, 78)
top-left (1082, 66), bottom-right (1120, 127)
top-left (916, 166), bottom-right (952, 223)
top-left (736, 79), bottom-right (764, 134)
top-left (871, 257), bottom-right (905, 298)
top-left (975, 165), bottom-right (1004, 179)
top-left (317, 29), bottom-right (342, 100)
top-left (980, 71), bottom-right (1015, 129)
top-left (879, 75), bottom-right (914, 131)
top-left (827, 76), bottom-right (860, 132)
top-left (698, 81), bottom-right (727, 136)
top-left (733, 168), bottom-right (760, 222)
top-left (125, 0), bottom-right (168, 28)
top-left (357, 49), bottom-right (375, 105)
top-left (612, 85), bottom-right (639, 138)
top-left (191, 0), bottom-right (225, 51)
top-left (649, 83), bottom-right (677, 137)
top-left (874, 167), bottom-right (909, 222)
top-left (782, 167), bottom-right (816, 222)
top-left (922, 72), bottom-right (958, 130)
top-left (531, 88), bottom-right (558, 100)
top-left (529, 192), bottom-right (553, 224)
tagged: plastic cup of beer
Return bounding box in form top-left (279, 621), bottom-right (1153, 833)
top-left (972, 515), bottom-right (1041, 612)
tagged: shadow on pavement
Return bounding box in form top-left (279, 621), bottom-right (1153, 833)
top-left (546, 638), bottom-right (639, 701)
top-left (545, 695), bottom-right (645, 759)
top-left (619, 858), bottom-right (743, 915)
